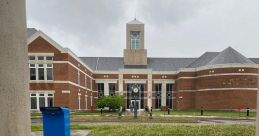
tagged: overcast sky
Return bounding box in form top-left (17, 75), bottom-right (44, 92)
top-left (26, 0), bottom-right (259, 58)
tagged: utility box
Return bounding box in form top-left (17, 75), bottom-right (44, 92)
top-left (40, 107), bottom-right (70, 136)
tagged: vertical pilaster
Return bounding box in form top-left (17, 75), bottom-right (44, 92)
top-left (119, 73), bottom-right (123, 95)
top-left (161, 82), bottom-right (166, 106)
top-left (147, 73), bottom-right (152, 108)
top-left (0, 0), bottom-right (30, 135)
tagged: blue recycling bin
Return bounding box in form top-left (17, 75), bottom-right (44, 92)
top-left (40, 107), bottom-right (70, 136)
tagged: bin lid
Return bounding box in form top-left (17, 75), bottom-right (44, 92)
top-left (40, 107), bottom-right (69, 113)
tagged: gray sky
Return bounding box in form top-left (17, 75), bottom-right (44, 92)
top-left (26, 0), bottom-right (259, 58)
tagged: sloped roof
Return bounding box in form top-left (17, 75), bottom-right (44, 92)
top-left (249, 58), bottom-right (259, 64)
top-left (80, 57), bottom-right (196, 71)
top-left (27, 28), bottom-right (38, 38)
top-left (127, 18), bottom-right (144, 24)
top-left (207, 47), bottom-right (255, 65)
top-left (187, 52), bottom-right (219, 68)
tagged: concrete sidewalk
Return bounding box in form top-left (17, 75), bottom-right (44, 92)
top-left (31, 130), bottom-right (90, 136)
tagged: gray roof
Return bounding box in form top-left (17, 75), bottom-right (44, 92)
top-left (80, 57), bottom-right (196, 71)
top-left (207, 47), bottom-right (255, 65)
top-left (27, 28), bottom-right (38, 38)
top-left (127, 18), bottom-right (144, 24)
top-left (249, 58), bottom-right (259, 64)
top-left (27, 28), bottom-right (259, 71)
top-left (187, 52), bottom-right (219, 68)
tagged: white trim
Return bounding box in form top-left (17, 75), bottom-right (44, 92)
top-left (53, 61), bottom-right (93, 79)
top-left (176, 73), bottom-right (259, 80)
top-left (62, 90), bottom-right (70, 94)
top-left (27, 31), bottom-right (93, 73)
top-left (29, 80), bottom-right (93, 92)
top-left (197, 88), bottom-right (257, 92)
top-left (95, 80), bottom-right (117, 83)
top-left (153, 80), bottom-right (175, 84)
top-left (177, 90), bottom-right (196, 92)
top-left (197, 73), bottom-right (258, 78)
top-left (124, 80), bottom-right (146, 84)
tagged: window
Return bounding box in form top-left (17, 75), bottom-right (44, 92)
top-left (38, 64), bottom-right (44, 80)
top-left (166, 83), bottom-right (173, 108)
top-left (155, 84), bottom-right (162, 109)
top-left (85, 75), bottom-right (87, 87)
top-left (78, 71), bottom-right (80, 85)
top-left (29, 64), bottom-right (36, 80)
top-left (30, 93), bottom-right (37, 109)
top-left (131, 31), bottom-right (140, 49)
top-left (46, 56), bottom-right (53, 60)
top-left (30, 92), bottom-right (54, 110)
top-left (29, 56), bottom-right (36, 60)
top-left (38, 56), bottom-right (44, 60)
top-left (46, 64), bottom-right (53, 80)
top-left (109, 83), bottom-right (115, 96)
top-left (97, 83), bottom-right (104, 97)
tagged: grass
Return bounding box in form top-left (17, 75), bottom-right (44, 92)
top-left (70, 116), bottom-right (198, 123)
top-left (153, 109), bottom-right (256, 117)
top-left (32, 125), bottom-right (255, 136)
top-left (31, 109), bottom-right (256, 118)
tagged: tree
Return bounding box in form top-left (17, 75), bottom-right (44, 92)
top-left (96, 95), bottom-right (125, 111)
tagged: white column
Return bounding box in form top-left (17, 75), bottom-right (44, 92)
top-left (147, 73), bottom-right (152, 108)
top-left (85, 95), bottom-right (88, 110)
top-left (78, 93), bottom-right (81, 110)
top-left (119, 74), bottom-right (123, 95)
top-left (161, 82), bottom-right (166, 106)
top-left (104, 82), bottom-right (109, 96)
top-left (0, 0), bottom-right (30, 135)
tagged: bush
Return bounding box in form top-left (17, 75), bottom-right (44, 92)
top-left (96, 96), bottom-right (125, 111)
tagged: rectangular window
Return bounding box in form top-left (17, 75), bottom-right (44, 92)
top-left (29, 64), bottom-right (36, 80)
top-left (78, 71), bottom-right (80, 85)
top-left (46, 56), bottom-right (53, 60)
top-left (131, 31), bottom-right (140, 49)
top-left (38, 56), bottom-right (44, 60)
top-left (97, 83), bottom-right (104, 97)
top-left (109, 83), bottom-right (115, 96)
top-left (85, 75), bottom-right (87, 87)
top-left (38, 64), bottom-right (44, 80)
top-left (29, 56), bottom-right (36, 60)
top-left (155, 84), bottom-right (162, 109)
top-left (46, 64), bottom-right (53, 80)
top-left (31, 97), bottom-right (37, 109)
top-left (30, 92), bottom-right (54, 110)
top-left (166, 83), bottom-right (173, 108)
top-left (39, 97), bottom-right (45, 108)
top-left (47, 97), bottom-right (54, 107)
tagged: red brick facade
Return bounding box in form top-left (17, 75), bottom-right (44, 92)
top-left (28, 34), bottom-right (258, 111)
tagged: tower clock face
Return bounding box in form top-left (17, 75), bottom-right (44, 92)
top-left (133, 87), bottom-right (139, 93)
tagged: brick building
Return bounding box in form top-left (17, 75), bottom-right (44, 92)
top-left (27, 19), bottom-right (259, 111)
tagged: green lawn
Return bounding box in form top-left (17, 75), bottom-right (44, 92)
top-left (32, 125), bottom-right (255, 136)
top-left (31, 109), bottom-right (256, 118)
top-left (70, 116), bottom-right (197, 123)
top-left (153, 109), bottom-right (256, 117)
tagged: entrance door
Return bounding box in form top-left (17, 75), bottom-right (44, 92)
top-left (131, 100), bottom-right (141, 109)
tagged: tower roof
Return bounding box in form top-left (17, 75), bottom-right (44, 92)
top-left (127, 18), bottom-right (144, 24)
top-left (207, 47), bottom-right (255, 65)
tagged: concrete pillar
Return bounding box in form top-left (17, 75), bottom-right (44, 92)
top-left (256, 68), bottom-right (259, 136)
top-left (0, 0), bottom-right (30, 136)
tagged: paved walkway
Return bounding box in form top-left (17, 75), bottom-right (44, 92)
top-left (31, 130), bottom-right (89, 136)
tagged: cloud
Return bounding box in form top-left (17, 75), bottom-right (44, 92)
top-left (26, 0), bottom-right (259, 58)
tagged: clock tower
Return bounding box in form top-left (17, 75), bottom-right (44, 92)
top-left (124, 18), bottom-right (147, 65)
